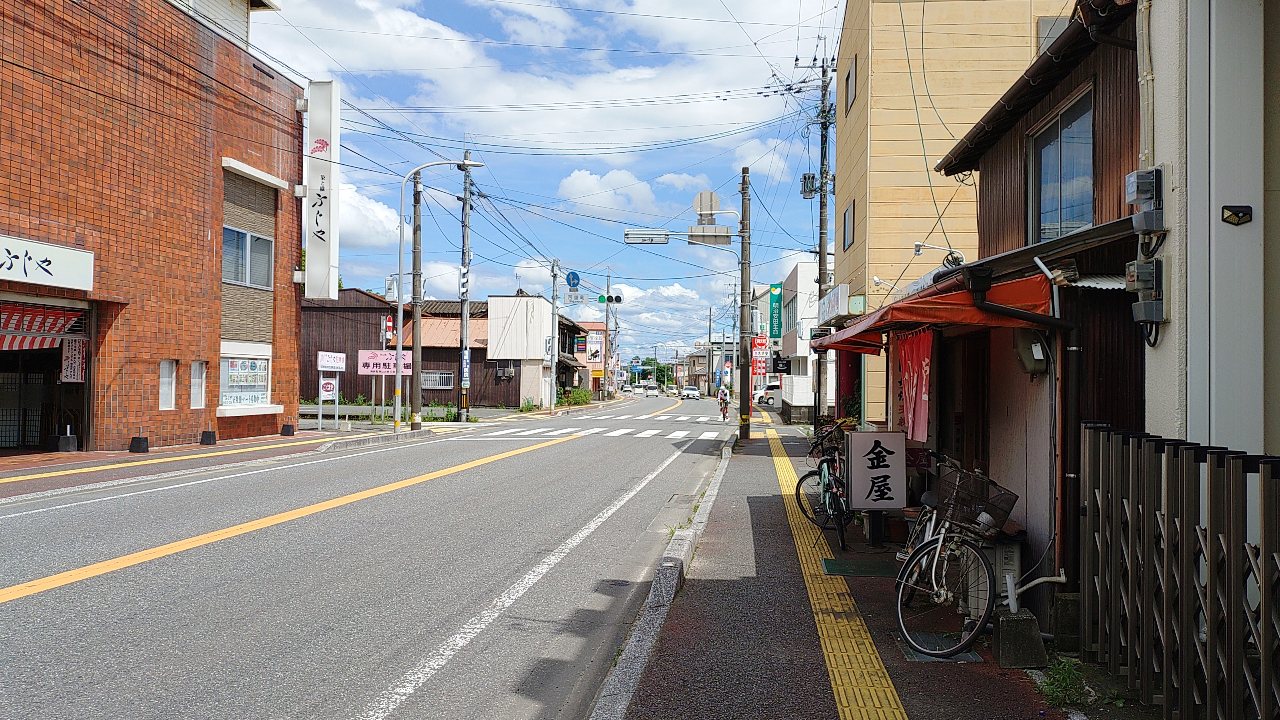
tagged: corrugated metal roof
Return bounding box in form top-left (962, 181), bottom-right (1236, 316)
top-left (420, 300), bottom-right (488, 317)
top-left (1072, 275), bottom-right (1128, 290)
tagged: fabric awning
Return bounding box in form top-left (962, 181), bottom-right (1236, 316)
top-left (811, 274), bottom-right (1053, 354)
top-left (0, 303), bottom-right (85, 350)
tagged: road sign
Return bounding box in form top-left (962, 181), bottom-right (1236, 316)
top-left (319, 377), bottom-right (338, 401)
top-left (565, 291), bottom-right (585, 305)
top-left (623, 229), bottom-right (670, 244)
top-left (565, 271), bottom-right (580, 289)
top-left (461, 348), bottom-right (471, 389)
top-left (317, 351), bottom-right (346, 372)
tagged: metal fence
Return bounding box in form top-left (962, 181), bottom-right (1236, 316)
top-left (1080, 426), bottom-right (1279, 720)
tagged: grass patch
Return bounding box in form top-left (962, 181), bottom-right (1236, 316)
top-left (1039, 658), bottom-right (1089, 707)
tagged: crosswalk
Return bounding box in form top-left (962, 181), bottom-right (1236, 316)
top-left (576, 414), bottom-right (716, 422)
top-left (481, 426), bottom-right (729, 441)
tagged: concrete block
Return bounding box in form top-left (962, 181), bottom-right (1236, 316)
top-left (993, 606), bottom-right (1049, 669)
top-left (1052, 592), bottom-right (1081, 653)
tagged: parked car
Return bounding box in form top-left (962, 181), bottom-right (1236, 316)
top-left (753, 383), bottom-right (782, 405)
top-left (681, 386), bottom-right (701, 399)
top-left (645, 384), bottom-right (660, 397)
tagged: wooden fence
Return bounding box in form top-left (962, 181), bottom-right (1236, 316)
top-left (1080, 426), bottom-right (1279, 720)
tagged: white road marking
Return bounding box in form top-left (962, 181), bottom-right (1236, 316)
top-left (676, 416), bottom-right (691, 421)
top-left (577, 428), bottom-right (606, 436)
top-left (613, 415), bottom-right (632, 420)
top-left (666, 430), bottom-right (690, 439)
top-left (513, 428), bottom-right (551, 436)
top-left (590, 415), bottom-right (613, 420)
top-left (635, 429), bottom-right (660, 438)
top-left (698, 431), bottom-right (719, 440)
top-left (484, 428), bottom-right (523, 436)
top-left (696, 417), bottom-right (709, 422)
top-left (604, 428), bottom-right (634, 437)
top-left (654, 415), bottom-right (672, 420)
top-left (0, 437), bottom-right (455, 521)
top-left (357, 443), bottom-right (691, 720)
top-left (546, 427), bottom-right (581, 436)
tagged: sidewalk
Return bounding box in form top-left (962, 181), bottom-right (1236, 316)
top-left (615, 427), bottom-right (1063, 720)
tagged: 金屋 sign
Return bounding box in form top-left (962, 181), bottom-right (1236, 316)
top-left (357, 350), bottom-right (411, 376)
top-left (845, 432), bottom-right (907, 510)
top-left (0, 235), bottom-right (94, 292)
top-left (304, 80), bottom-right (341, 300)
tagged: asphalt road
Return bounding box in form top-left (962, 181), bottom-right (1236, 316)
top-left (0, 396), bottom-right (731, 719)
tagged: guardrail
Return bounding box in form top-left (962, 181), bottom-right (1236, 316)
top-left (1080, 425), bottom-right (1279, 720)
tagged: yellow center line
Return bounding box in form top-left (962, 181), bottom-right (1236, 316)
top-left (0, 435), bottom-right (577, 605)
top-left (637, 397), bottom-right (683, 419)
top-left (765, 429), bottom-right (907, 720)
top-left (0, 432), bottom-right (385, 486)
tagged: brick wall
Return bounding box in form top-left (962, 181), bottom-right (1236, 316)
top-left (0, 0), bottom-right (303, 449)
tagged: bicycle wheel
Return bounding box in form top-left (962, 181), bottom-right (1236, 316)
top-left (795, 470), bottom-right (833, 528)
top-left (831, 489), bottom-right (848, 551)
top-left (895, 536), bottom-right (995, 658)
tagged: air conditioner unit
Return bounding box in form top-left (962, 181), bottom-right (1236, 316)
top-left (965, 540), bottom-right (1023, 620)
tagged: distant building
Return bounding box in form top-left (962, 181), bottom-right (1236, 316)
top-left (0, 0), bottom-right (302, 451)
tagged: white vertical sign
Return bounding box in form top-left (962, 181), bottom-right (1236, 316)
top-left (305, 80), bottom-right (341, 300)
top-left (844, 432), bottom-right (907, 510)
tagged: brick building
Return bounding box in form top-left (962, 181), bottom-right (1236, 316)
top-left (0, 0), bottom-right (303, 451)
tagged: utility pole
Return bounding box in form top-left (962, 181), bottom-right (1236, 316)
top-left (549, 259), bottom-right (560, 412)
top-left (410, 170), bottom-right (423, 430)
top-left (706, 307), bottom-right (713, 397)
top-left (738, 167), bottom-right (752, 441)
top-left (458, 151), bottom-right (474, 422)
top-left (816, 58), bottom-right (833, 424)
top-left (604, 271), bottom-right (612, 399)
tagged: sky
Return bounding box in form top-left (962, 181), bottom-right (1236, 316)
top-left (252, 0), bottom-right (843, 363)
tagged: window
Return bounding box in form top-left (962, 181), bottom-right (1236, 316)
top-left (422, 371), bottom-right (454, 390)
top-left (220, 357), bottom-right (271, 407)
top-left (1037, 16), bottom-right (1071, 54)
top-left (842, 203), bottom-right (855, 250)
top-left (1030, 92), bottom-right (1093, 244)
top-left (783, 296), bottom-right (797, 334)
top-left (190, 361), bottom-right (207, 409)
top-left (222, 227), bottom-right (274, 289)
top-left (844, 55), bottom-right (857, 112)
top-left (159, 360), bottom-right (177, 410)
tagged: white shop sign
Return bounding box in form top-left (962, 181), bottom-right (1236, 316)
top-left (0, 234), bottom-right (94, 291)
top-left (844, 431), bottom-right (907, 510)
top-left (317, 351), bottom-right (346, 372)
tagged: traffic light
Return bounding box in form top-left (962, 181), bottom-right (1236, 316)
top-left (458, 264), bottom-right (470, 297)
top-left (598, 294), bottom-right (622, 303)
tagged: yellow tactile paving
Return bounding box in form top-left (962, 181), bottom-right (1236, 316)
top-left (766, 429), bottom-right (907, 720)
top-left (759, 410), bottom-right (773, 424)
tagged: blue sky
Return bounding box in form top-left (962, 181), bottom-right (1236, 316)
top-left (253, 0), bottom-right (842, 361)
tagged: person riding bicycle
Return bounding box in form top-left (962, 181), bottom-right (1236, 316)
top-left (717, 385), bottom-right (730, 421)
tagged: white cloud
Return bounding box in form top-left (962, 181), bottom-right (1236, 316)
top-left (656, 173), bottom-right (711, 192)
top-left (732, 137), bottom-right (803, 183)
top-left (339, 183), bottom-right (402, 249)
top-left (557, 169), bottom-right (658, 219)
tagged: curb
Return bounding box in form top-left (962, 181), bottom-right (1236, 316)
top-left (315, 426), bottom-right (463, 453)
top-left (588, 434), bottom-right (736, 720)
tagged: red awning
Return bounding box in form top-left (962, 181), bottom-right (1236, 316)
top-left (811, 274), bottom-right (1053, 354)
top-left (0, 303), bottom-right (84, 351)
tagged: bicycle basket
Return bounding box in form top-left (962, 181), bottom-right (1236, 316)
top-left (933, 468), bottom-right (1019, 537)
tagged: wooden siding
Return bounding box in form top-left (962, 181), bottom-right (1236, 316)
top-left (1064, 285), bottom-right (1144, 430)
top-left (418, 348), bottom-right (519, 408)
top-left (299, 305), bottom-right (386, 400)
top-left (975, 18), bottom-right (1139, 257)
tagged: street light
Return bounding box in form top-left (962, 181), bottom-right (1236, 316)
top-left (395, 158), bottom-right (484, 433)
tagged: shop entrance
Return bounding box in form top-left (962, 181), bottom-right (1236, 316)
top-left (0, 302), bottom-right (90, 452)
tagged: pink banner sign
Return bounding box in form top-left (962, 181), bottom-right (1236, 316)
top-left (357, 349), bottom-right (411, 376)
top-left (897, 329), bottom-right (932, 443)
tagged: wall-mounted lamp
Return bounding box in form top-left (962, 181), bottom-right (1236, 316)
top-left (913, 241), bottom-right (966, 268)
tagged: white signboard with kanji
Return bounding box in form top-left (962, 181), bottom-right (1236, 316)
top-left (317, 351), bottom-right (346, 372)
top-left (357, 350), bottom-right (411, 376)
top-left (0, 234), bottom-right (94, 291)
top-left (844, 431), bottom-right (907, 510)
top-left (304, 80), bottom-right (341, 300)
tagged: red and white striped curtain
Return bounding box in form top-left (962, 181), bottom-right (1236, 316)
top-left (0, 303), bottom-right (84, 351)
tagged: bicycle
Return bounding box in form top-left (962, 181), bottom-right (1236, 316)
top-left (893, 453), bottom-right (1018, 658)
top-left (719, 397), bottom-right (730, 422)
top-left (794, 417), bottom-right (858, 550)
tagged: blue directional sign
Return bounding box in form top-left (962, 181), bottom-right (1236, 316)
top-left (565, 271), bottom-right (581, 289)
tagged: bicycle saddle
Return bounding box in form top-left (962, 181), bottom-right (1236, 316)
top-left (919, 490), bottom-right (939, 508)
